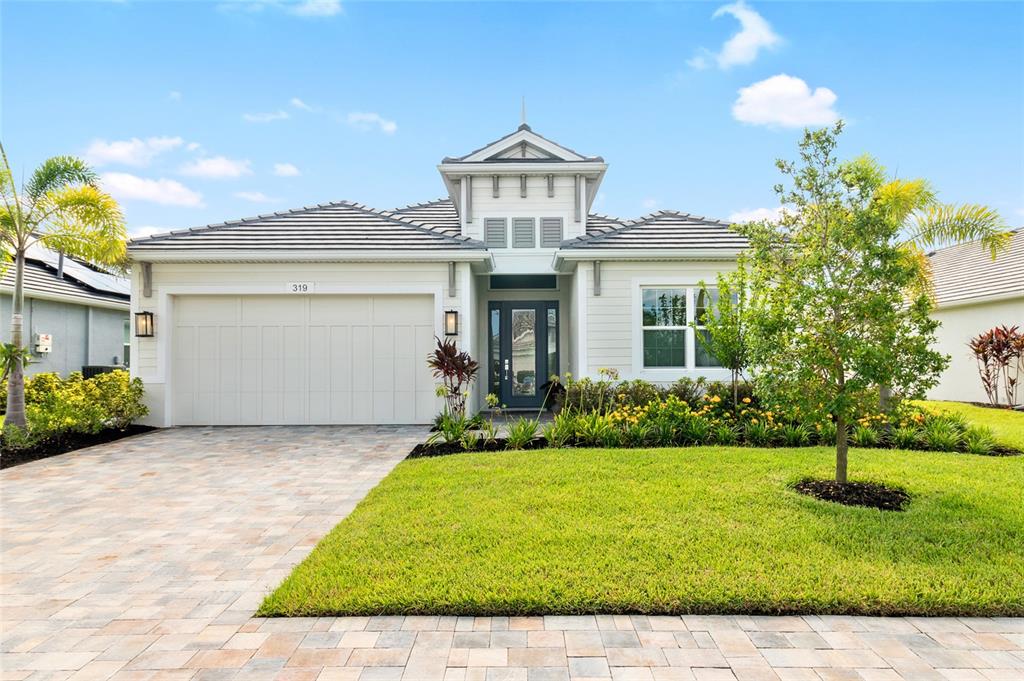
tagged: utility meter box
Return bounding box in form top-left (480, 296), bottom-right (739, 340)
top-left (34, 333), bottom-right (53, 354)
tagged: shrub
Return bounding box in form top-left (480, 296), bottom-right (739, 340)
top-left (665, 377), bottom-right (707, 404)
top-left (711, 423), bottom-right (739, 445)
top-left (781, 423), bottom-right (811, 447)
top-left (562, 377), bottom-right (616, 414)
top-left (427, 336), bottom-right (479, 418)
top-left (891, 426), bottom-right (922, 450)
top-left (745, 420), bottom-right (774, 446)
top-left (816, 421), bottom-right (838, 446)
top-left (574, 412), bottom-right (616, 446)
top-left (505, 417), bottom-right (539, 450)
top-left (922, 417), bottom-right (962, 452)
top-left (90, 371), bottom-right (147, 429)
top-left (850, 425), bottom-right (880, 448)
top-left (427, 412), bottom-right (475, 445)
top-left (614, 380), bottom-right (663, 409)
top-left (542, 413), bottom-right (576, 448)
top-left (706, 380), bottom-right (755, 406)
top-left (962, 426), bottom-right (997, 455)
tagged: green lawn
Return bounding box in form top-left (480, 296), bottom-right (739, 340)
top-left (259, 446), bottom-right (1024, 617)
top-left (919, 400), bottom-right (1024, 450)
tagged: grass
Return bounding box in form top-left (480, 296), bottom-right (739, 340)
top-left (919, 400), bottom-right (1024, 450)
top-left (259, 446), bottom-right (1024, 617)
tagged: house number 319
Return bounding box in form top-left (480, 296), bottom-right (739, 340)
top-left (288, 282), bottom-right (313, 293)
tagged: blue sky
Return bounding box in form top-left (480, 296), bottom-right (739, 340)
top-left (3, 0), bottom-right (1022, 236)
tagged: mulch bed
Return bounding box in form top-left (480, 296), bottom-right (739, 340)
top-left (0, 425), bottom-right (156, 470)
top-left (793, 478), bottom-right (910, 512)
top-left (407, 437), bottom-right (547, 458)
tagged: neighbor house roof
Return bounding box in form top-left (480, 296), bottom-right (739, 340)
top-left (128, 201), bottom-right (485, 252)
top-left (928, 228), bottom-right (1023, 307)
top-left (0, 248), bottom-right (129, 309)
top-left (561, 211), bottom-right (748, 251)
top-left (391, 199), bottom-right (462, 236)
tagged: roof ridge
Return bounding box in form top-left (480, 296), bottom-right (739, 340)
top-left (572, 209), bottom-right (735, 246)
top-left (391, 197), bottom-right (452, 212)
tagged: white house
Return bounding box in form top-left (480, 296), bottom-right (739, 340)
top-left (926, 228), bottom-right (1023, 405)
top-left (127, 124), bottom-right (746, 426)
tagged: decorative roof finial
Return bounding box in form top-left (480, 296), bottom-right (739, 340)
top-left (519, 96), bottom-right (530, 131)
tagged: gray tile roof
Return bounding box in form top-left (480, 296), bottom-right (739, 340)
top-left (928, 228), bottom-right (1023, 307)
top-left (563, 210), bottom-right (747, 250)
top-left (391, 199), bottom-right (461, 236)
top-left (0, 256), bottom-right (129, 308)
top-left (128, 201), bottom-right (484, 252)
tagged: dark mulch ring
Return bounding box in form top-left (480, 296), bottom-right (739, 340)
top-left (793, 478), bottom-right (911, 512)
top-left (0, 425), bottom-right (156, 470)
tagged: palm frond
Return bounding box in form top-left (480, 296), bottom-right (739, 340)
top-left (35, 184), bottom-right (126, 266)
top-left (875, 178), bottom-right (935, 223)
top-left (906, 204), bottom-right (1009, 256)
top-left (898, 242), bottom-right (935, 302)
top-left (25, 155), bottom-right (98, 202)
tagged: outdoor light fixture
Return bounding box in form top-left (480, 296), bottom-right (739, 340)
top-left (444, 310), bottom-right (459, 336)
top-left (134, 311), bottom-right (155, 338)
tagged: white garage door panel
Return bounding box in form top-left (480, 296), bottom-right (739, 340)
top-left (172, 294), bottom-right (437, 425)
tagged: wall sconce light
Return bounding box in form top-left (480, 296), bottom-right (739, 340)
top-left (134, 311), bottom-right (155, 337)
top-left (444, 310), bottom-right (459, 336)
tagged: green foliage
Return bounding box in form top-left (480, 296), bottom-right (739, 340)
top-left (711, 423), bottom-right (739, 445)
top-left (427, 336), bottom-right (479, 418)
top-left (614, 380), bottom-right (663, 409)
top-left (665, 377), bottom-right (707, 404)
top-left (744, 420), bottom-right (774, 446)
top-left (574, 411), bottom-right (617, 447)
top-left (561, 377), bottom-right (615, 414)
top-left (737, 123), bottom-right (949, 482)
top-left (780, 423), bottom-right (811, 447)
top-left (1, 370), bottom-right (147, 446)
top-left (891, 427), bottom-right (923, 450)
top-left (963, 427), bottom-right (997, 456)
top-left (542, 412), bottom-right (576, 448)
top-left (505, 417), bottom-right (539, 450)
top-left (850, 425), bottom-right (881, 448)
top-left (0, 344), bottom-right (33, 383)
top-left (922, 417), bottom-right (962, 452)
top-left (427, 411), bottom-right (475, 446)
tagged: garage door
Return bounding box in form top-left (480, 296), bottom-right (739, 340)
top-left (172, 294), bottom-right (437, 425)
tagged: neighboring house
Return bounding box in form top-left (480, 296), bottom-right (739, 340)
top-left (127, 124), bottom-right (746, 426)
top-left (926, 228), bottom-right (1024, 405)
top-left (1, 246), bottom-right (131, 377)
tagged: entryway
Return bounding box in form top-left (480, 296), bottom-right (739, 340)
top-left (488, 300), bottom-right (559, 409)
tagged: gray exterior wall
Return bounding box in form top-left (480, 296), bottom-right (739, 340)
top-left (0, 295), bottom-right (129, 377)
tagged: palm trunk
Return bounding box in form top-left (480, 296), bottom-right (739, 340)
top-left (835, 413), bottom-right (848, 484)
top-left (6, 250), bottom-right (28, 429)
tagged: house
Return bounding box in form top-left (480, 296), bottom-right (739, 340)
top-left (925, 228), bottom-right (1024, 405)
top-left (127, 124), bottom-right (747, 426)
top-left (1, 246), bottom-right (131, 376)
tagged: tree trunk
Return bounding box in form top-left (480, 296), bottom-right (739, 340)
top-left (732, 370), bottom-right (739, 410)
top-left (6, 250), bottom-right (28, 429)
top-left (835, 414), bottom-right (848, 484)
top-left (878, 383), bottom-right (892, 413)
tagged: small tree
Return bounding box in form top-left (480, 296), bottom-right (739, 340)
top-left (427, 336), bottom-right (479, 417)
top-left (695, 261), bottom-right (748, 409)
top-left (969, 326), bottom-right (1024, 407)
top-left (1, 143), bottom-right (126, 429)
top-left (739, 123), bottom-right (948, 484)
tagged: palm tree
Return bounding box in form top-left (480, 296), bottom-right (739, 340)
top-left (0, 142), bottom-right (126, 429)
top-left (871, 174), bottom-right (1009, 409)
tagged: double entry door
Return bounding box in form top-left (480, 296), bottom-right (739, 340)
top-left (488, 301), bottom-right (559, 409)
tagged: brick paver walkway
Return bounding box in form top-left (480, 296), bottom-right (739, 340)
top-left (2, 427), bottom-right (1022, 681)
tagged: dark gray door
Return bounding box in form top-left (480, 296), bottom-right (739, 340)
top-left (488, 301), bottom-right (558, 409)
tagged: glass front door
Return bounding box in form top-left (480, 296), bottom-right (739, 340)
top-left (489, 301), bottom-right (558, 409)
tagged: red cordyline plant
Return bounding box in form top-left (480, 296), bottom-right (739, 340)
top-left (968, 325), bottom-right (1024, 407)
top-left (427, 336), bottom-right (479, 417)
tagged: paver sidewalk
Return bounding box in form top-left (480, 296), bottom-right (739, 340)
top-left (2, 427), bottom-right (1022, 681)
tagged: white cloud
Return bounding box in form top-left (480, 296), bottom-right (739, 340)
top-left (179, 156), bottom-right (253, 179)
top-left (686, 54), bottom-right (710, 71)
top-left (243, 110), bottom-right (290, 123)
top-left (168, 91), bottom-right (182, 102)
top-left (346, 112), bottom-right (397, 135)
top-left (641, 198), bottom-right (660, 211)
top-left (290, 97), bottom-right (318, 112)
top-left (101, 172), bottom-right (204, 207)
top-left (710, 1), bottom-right (781, 69)
top-left (186, 142), bottom-right (202, 152)
top-left (733, 74), bottom-right (840, 128)
top-left (273, 162), bottom-right (301, 177)
top-left (218, 0), bottom-right (341, 18)
top-left (728, 206), bottom-right (784, 223)
top-left (128, 225), bottom-right (168, 239)
top-left (85, 136), bottom-right (183, 167)
top-left (234, 191), bottom-right (280, 203)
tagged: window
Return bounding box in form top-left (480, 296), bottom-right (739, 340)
top-left (484, 218), bottom-right (507, 248)
top-left (122, 319), bottom-right (131, 367)
top-left (641, 288), bottom-right (687, 367)
top-left (512, 218), bottom-right (535, 248)
top-left (540, 217), bottom-right (563, 248)
top-left (694, 288), bottom-right (722, 368)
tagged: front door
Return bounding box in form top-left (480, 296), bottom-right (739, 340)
top-left (489, 301), bottom-right (559, 409)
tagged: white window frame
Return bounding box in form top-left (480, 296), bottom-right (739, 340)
top-left (631, 279), bottom-right (733, 380)
top-left (693, 286), bottom-right (723, 369)
top-left (638, 285), bottom-right (690, 370)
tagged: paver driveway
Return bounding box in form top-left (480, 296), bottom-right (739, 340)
top-left (2, 427), bottom-right (1022, 681)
